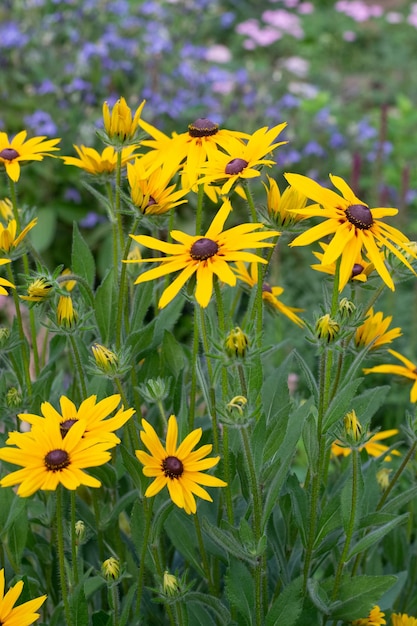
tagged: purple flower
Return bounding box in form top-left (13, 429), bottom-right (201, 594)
top-left (303, 141), bottom-right (326, 157)
top-left (0, 22), bottom-right (29, 48)
top-left (277, 93), bottom-right (301, 109)
top-left (23, 110), bottom-right (58, 136)
top-left (35, 79), bottom-right (57, 95)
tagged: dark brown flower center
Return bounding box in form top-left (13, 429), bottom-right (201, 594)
top-left (188, 118), bottom-right (219, 138)
top-left (190, 237), bottom-right (219, 260)
top-left (44, 449), bottom-right (70, 472)
top-left (60, 418), bottom-right (78, 438)
top-left (225, 158), bottom-right (248, 175)
top-left (163, 456), bottom-right (183, 478)
top-left (0, 148), bottom-right (19, 161)
top-left (345, 204), bottom-right (373, 230)
top-left (262, 282), bottom-right (272, 293)
top-left (351, 263), bottom-right (364, 277)
top-left (144, 196), bottom-right (157, 214)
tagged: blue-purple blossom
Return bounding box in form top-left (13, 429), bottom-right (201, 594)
top-left (23, 111), bottom-right (58, 136)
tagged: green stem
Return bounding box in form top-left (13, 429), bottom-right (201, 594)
top-left (195, 184), bottom-right (205, 235)
top-left (240, 426), bottom-right (264, 624)
top-left (92, 490), bottom-right (105, 564)
top-left (242, 182), bottom-right (258, 222)
top-left (69, 335), bottom-right (87, 398)
top-left (115, 216), bottom-right (140, 350)
top-left (110, 584), bottom-right (120, 626)
top-left (6, 263), bottom-right (32, 396)
top-left (106, 181), bottom-right (119, 286)
top-left (70, 491), bottom-right (79, 586)
top-left (136, 498), bottom-right (154, 619)
top-left (189, 304), bottom-right (199, 430)
top-left (194, 513), bottom-right (216, 595)
top-left (303, 349), bottom-right (328, 592)
top-left (56, 486), bottom-right (73, 626)
top-left (332, 449), bottom-right (359, 599)
top-left (198, 306), bottom-right (219, 453)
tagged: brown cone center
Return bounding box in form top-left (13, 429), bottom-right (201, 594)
top-left (351, 263), bottom-right (364, 277)
top-left (188, 118), bottom-right (219, 138)
top-left (262, 282), bottom-right (273, 293)
top-left (163, 456), bottom-right (184, 478)
top-left (190, 237), bottom-right (219, 260)
top-left (225, 158), bottom-right (248, 175)
top-left (44, 449), bottom-right (70, 471)
top-left (60, 418), bottom-right (78, 438)
top-left (345, 204), bottom-right (373, 229)
top-left (0, 148), bottom-right (19, 161)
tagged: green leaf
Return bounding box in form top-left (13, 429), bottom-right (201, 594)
top-left (293, 349), bottom-right (318, 399)
top-left (350, 386), bottom-right (390, 430)
top-left (202, 518), bottom-right (257, 565)
top-left (266, 576), bottom-right (304, 626)
top-left (92, 611), bottom-right (111, 626)
top-left (30, 207), bottom-right (57, 252)
top-left (327, 575), bottom-right (397, 621)
top-left (72, 222), bottom-right (95, 287)
top-left (164, 510), bottom-right (206, 577)
top-left (119, 584), bottom-right (138, 626)
top-left (287, 474), bottom-right (309, 547)
top-left (340, 457), bottom-right (364, 534)
top-left (94, 269), bottom-right (115, 343)
top-left (323, 378), bottom-right (362, 431)
top-left (347, 513), bottom-right (408, 560)
top-left (161, 330), bottom-right (186, 374)
top-left (262, 397), bottom-right (313, 527)
top-left (70, 583), bottom-right (89, 626)
top-left (225, 559), bottom-right (254, 625)
top-left (186, 591), bottom-right (230, 625)
top-left (380, 485), bottom-right (417, 514)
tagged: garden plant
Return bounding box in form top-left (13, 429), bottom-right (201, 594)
top-left (2, 1), bottom-right (417, 626)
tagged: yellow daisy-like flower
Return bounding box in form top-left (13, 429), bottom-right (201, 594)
top-left (344, 409), bottom-right (362, 442)
top-left (136, 415), bottom-right (227, 514)
top-left (233, 261), bottom-right (304, 326)
top-left (127, 159), bottom-right (188, 215)
top-left (391, 613), bottom-right (417, 626)
top-left (102, 97), bottom-right (145, 142)
top-left (139, 116), bottom-right (249, 186)
top-left (263, 175), bottom-right (307, 227)
top-left (0, 218), bottom-right (37, 255)
top-left (102, 557), bottom-right (120, 580)
top-left (0, 568), bottom-right (46, 626)
top-left (311, 242), bottom-right (375, 285)
top-left (0, 131), bottom-right (60, 182)
top-left (0, 419), bottom-right (113, 497)
top-left (126, 198), bottom-right (279, 308)
top-left (355, 308), bottom-right (402, 350)
top-left (316, 314), bottom-right (339, 342)
top-left (285, 173), bottom-right (416, 291)
top-left (198, 124), bottom-right (287, 195)
top-left (17, 394), bottom-right (134, 445)
top-left (92, 343), bottom-right (118, 372)
top-left (20, 276), bottom-right (53, 302)
top-left (57, 295), bottom-right (76, 327)
top-left (0, 259), bottom-right (14, 295)
top-left (364, 349), bottom-right (417, 403)
top-left (62, 145), bottom-right (138, 175)
top-left (332, 429), bottom-right (400, 460)
top-left (0, 198), bottom-right (14, 222)
top-left (352, 604), bottom-right (386, 625)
